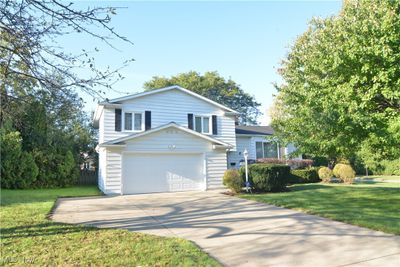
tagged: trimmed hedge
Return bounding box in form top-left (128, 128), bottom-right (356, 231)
top-left (333, 164), bottom-right (355, 183)
top-left (289, 167), bottom-right (320, 184)
top-left (240, 164), bottom-right (290, 192)
top-left (318, 167), bottom-right (333, 182)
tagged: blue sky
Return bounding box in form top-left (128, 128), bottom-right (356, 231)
top-left (66, 1), bottom-right (342, 124)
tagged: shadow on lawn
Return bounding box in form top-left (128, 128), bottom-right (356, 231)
top-left (0, 222), bottom-right (98, 239)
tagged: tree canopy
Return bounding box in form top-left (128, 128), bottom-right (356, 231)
top-left (144, 71), bottom-right (261, 125)
top-left (271, 0), bottom-right (400, 165)
top-left (1, 1), bottom-right (126, 188)
top-left (1, 0), bottom-right (133, 122)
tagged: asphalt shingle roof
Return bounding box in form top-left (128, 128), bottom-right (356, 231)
top-left (235, 125), bottom-right (274, 135)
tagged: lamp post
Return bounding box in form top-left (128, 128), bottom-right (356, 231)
top-left (244, 149), bottom-right (249, 192)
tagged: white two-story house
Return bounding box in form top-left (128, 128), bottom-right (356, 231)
top-left (93, 85), bottom-right (296, 195)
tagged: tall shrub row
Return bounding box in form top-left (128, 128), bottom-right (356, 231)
top-left (1, 88), bottom-right (96, 189)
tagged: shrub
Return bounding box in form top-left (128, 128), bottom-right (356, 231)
top-left (0, 131), bottom-right (39, 189)
top-left (333, 164), bottom-right (356, 183)
top-left (33, 149), bottom-right (78, 188)
top-left (256, 158), bottom-right (313, 169)
top-left (382, 159), bottom-right (400, 176)
top-left (333, 163), bottom-right (345, 178)
top-left (290, 167), bottom-right (320, 184)
top-left (240, 164), bottom-right (290, 192)
top-left (223, 169), bottom-right (243, 193)
top-left (318, 167), bottom-right (333, 182)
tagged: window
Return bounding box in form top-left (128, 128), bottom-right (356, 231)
top-left (195, 116), bottom-right (202, 132)
top-left (134, 113), bottom-right (142, 131)
top-left (124, 113), bottom-right (132, 130)
top-left (194, 116), bottom-right (211, 134)
top-left (255, 141), bottom-right (278, 159)
top-left (124, 112), bottom-right (143, 131)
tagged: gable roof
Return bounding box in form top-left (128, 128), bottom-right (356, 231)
top-left (100, 85), bottom-right (238, 113)
top-left (235, 125), bottom-right (274, 136)
top-left (99, 122), bottom-right (233, 148)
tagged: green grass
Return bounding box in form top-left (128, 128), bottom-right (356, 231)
top-left (240, 183), bottom-right (400, 235)
top-left (0, 187), bottom-right (220, 266)
top-left (359, 175), bottom-right (400, 180)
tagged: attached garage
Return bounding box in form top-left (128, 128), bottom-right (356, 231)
top-left (98, 123), bottom-right (231, 195)
top-left (122, 153), bottom-right (205, 194)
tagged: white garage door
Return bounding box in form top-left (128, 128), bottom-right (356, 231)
top-left (122, 153), bottom-right (205, 194)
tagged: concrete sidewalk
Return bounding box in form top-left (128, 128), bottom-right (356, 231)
top-left (52, 191), bottom-right (400, 267)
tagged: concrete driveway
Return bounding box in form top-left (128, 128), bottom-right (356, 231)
top-left (52, 191), bottom-right (400, 267)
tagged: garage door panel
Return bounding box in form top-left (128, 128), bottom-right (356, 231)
top-left (122, 153), bottom-right (204, 194)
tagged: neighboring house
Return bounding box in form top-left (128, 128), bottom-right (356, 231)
top-left (93, 85), bottom-right (297, 195)
top-left (227, 126), bottom-right (301, 168)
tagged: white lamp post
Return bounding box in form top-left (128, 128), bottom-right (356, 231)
top-left (244, 148), bottom-right (249, 192)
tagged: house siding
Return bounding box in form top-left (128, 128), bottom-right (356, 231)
top-left (103, 148), bottom-right (122, 194)
top-left (98, 147), bottom-right (106, 192)
top-left (227, 136), bottom-right (251, 168)
top-left (99, 89), bottom-right (236, 150)
top-left (206, 150), bottom-right (227, 189)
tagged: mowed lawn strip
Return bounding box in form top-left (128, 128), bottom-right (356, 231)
top-left (359, 175), bottom-right (400, 181)
top-left (0, 187), bottom-right (220, 267)
top-left (240, 183), bottom-right (400, 235)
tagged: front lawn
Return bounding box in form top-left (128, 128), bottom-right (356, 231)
top-left (359, 175), bottom-right (400, 181)
top-left (241, 183), bottom-right (400, 235)
top-left (0, 187), bottom-right (220, 266)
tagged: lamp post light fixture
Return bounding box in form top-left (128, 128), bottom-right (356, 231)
top-left (243, 149), bottom-right (249, 192)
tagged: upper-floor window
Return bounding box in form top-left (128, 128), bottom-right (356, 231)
top-left (194, 116), bottom-right (211, 134)
top-left (256, 141), bottom-right (278, 159)
top-left (124, 112), bottom-right (143, 131)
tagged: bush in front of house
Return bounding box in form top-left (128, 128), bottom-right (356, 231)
top-left (240, 164), bottom-right (290, 192)
top-left (333, 163), bottom-right (356, 183)
top-left (256, 158), bottom-right (313, 169)
top-left (289, 167), bottom-right (320, 184)
top-left (223, 169), bottom-right (243, 193)
top-left (318, 167), bottom-right (333, 182)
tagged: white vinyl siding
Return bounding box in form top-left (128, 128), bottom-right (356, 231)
top-left (227, 136), bottom-right (251, 168)
top-left (206, 150), bottom-right (227, 189)
top-left (99, 89), bottom-right (236, 149)
top-left (98, 148), bottom-right (106, 192)
top-left (104, 148), bottom-right (122, 194)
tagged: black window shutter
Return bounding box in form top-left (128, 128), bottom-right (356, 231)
top-left (145, 111), bottom-right (151, 130)
top-left (188, 114), bottom-right (193, 130)
top-left (115, 109), bottom-right (122, 131)
top-left (212, 115), bottom-right (218, 135)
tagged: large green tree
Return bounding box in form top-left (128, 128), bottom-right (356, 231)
top-left (144, 71), bottom-right (261, 125)
top-left (271, 0), bottom-right (400, 163)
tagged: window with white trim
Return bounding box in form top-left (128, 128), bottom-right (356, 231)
top-left (123, 112), bottom-right (143, 131)
top-left (194, 115), bottom-right (211, 134)
top-left (256, 141), bottom-right (278, 159)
